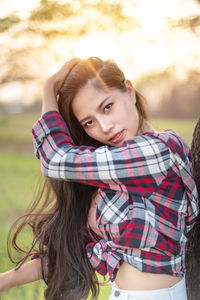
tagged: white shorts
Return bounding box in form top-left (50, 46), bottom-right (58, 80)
top-left (108, 276), bottom-right (187, 300)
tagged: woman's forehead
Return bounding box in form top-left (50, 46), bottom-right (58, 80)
top-left (71, 85), bottom-right (124, 121)
top-left (72, 84), bottom-right (109, 109)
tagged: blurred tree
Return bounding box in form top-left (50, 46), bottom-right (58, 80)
top-left (29, 1), bottom-right (75, 21)
top-left (0, 0), bottom-right (139, 85)
top-left (175, 0), bottom-right (200, 34)
top-left (0, 0), bottom-right (199, 112)
top-left (0, 15), bottom-right (20, 33)
top-left (26, 0), bottom-right (139, 38)
top-left (0, 0), bottom-right (140, 111)
top-left (178, 15), bottom-right (200, 34)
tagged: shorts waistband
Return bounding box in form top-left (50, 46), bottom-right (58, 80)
top-left (112, 276), bottom-right (186, 296)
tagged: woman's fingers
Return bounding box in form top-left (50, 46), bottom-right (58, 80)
top-left (55, 57), bottom-right (81, 91)
top-left (43, 57), bottom-right (81, 100)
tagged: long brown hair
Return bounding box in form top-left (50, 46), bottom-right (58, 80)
top-left (8, 57), bottom-right (148, 300)
top-left (185, 118), bottom-right (200, 300)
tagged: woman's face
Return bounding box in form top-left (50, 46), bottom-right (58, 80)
top-left (72, 80), bottom-right (140, 147)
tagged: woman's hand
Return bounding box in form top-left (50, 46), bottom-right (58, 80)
top-left (42, 57), bottom-right (81, 115)
top-left (47, 57), bottom-right (81, 95)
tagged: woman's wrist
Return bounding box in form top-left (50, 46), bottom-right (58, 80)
top-left (42, 77), bottom-right (59, 115)
top-left (44, 76), bottom-right (59, 95)
top-left (41, 58), bottom-right (81, 116)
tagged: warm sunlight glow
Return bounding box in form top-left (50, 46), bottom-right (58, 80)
top-left (0, 0), bottom-right (39, 18)
top-left (72, 0), bottom-right (200, 80)
top-left (73, 32), bottom-right (123, 62)
top-left (1, 0), bottom-right (200, 107)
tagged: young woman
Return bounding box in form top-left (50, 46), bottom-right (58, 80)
top-left (0, 57), bottom-right (198, 300)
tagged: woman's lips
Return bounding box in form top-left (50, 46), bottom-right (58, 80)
top-left (109, 130), bottom-right (125, 144)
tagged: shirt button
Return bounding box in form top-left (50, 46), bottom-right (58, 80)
top-left (114, 290), bottom-right (120, 297)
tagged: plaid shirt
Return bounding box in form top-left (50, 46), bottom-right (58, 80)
top-left (32, 111), bottom-right (198, 281)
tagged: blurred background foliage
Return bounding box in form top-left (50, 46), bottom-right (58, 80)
top-left (0, 0), bottom-right (200, 117)
top-left (0, 15), bottom-right (20, 33)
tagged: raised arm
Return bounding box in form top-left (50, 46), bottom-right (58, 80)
top-left (0, 258), bottom-right (47, 292)
top-left (42, 58), bottom-right (81, 115)
top-left (33, 110), bottom-right (173, 193)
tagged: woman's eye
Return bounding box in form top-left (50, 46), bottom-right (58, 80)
top-left (84, 120), bottom-right (93, 128)
top-left (104, 103), bottom-right (112, 112)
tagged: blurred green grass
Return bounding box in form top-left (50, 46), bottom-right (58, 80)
top-left (0, 113), bottom-right (198, 299)
top-left (151, 118), bottom-right (197, 146)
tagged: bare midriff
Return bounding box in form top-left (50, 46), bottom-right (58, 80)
top-left (115, 262), bottom-right (183, 290)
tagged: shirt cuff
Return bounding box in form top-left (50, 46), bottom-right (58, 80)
top-left (32, 110), bottom-right (73, 159)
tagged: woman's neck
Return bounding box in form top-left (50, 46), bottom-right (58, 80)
top-left (138, 120), bottom-right (155, 135)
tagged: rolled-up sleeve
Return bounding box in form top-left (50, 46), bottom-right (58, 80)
top-left (32, 111), bottom-right (171, 192)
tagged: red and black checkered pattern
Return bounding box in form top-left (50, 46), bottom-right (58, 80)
top-left (32, 111), bottom-right (198, 282)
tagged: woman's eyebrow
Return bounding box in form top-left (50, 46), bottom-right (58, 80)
top-left (79, 96), bottom-right (111, 124)
top-left (97, 96), bottom-right (111, 110)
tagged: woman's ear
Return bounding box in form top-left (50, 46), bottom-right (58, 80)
top-left (124, 79), bottom-right (136, 104)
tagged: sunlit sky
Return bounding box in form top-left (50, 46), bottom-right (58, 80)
top-left (1, 0), bottom-right (199, 77)
top-left (0, 0), bottom-right (200, 107)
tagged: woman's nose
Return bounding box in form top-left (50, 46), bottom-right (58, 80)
top-left (98, 117), bottom-right (114, 133)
